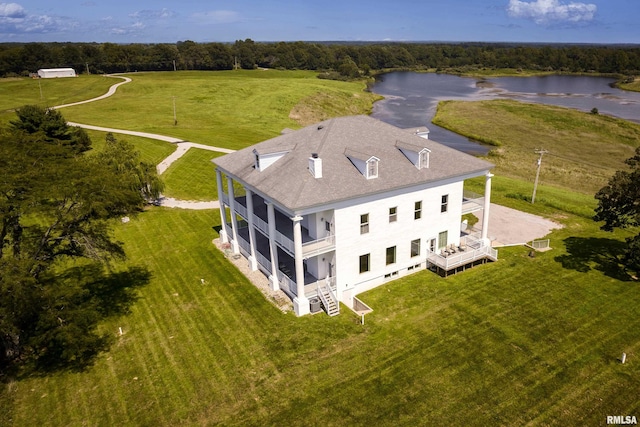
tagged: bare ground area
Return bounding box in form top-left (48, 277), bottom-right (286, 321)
top-left (474, 203), bottom-right (563, 247)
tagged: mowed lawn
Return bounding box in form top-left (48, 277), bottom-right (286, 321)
top-left (2, 71), bottom-right (640, 425)
top-left (55, 70), bottom-right (381, 151)
top-left (161, 148), bottom-right (225, 201)
top-left (3, 205), bottom-right (640, 426)
top-left (0, 75), bottom-right (116, 125)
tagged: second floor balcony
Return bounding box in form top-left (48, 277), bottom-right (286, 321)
top-left (221, 192), bottom-right (335, 258)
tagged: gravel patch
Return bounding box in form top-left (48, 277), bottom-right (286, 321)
top-left (474, 203), bottom-right (563, 247)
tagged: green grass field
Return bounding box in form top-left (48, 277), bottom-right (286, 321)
top-left (0, 75), bottom-right (116, 125)
top-left (2, 71), bottom-right (640, 426)
top-left (54, 70), bottom-right (381, 151)
top-left (161, 148), bottom-right (225, 201)
top-left (434, 99), bottom-right (640, 195)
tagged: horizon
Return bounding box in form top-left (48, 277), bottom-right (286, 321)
top-left (0, 0), bottom-right (638, 45)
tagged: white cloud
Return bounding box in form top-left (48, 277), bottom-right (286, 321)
top-left (507, 0), bottom-right (597, 25)
top-left (192, 10), bottom-right (241, 24)
top-left (0, 2), bottom-right (80, 34)
top-left (130, 8), bottom-right (176, 20)
top-left (0, 2), bottom-right (25, 18)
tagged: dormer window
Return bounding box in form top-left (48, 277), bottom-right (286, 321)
top-left (253, 147), bottom-right (293, 172)
top-left (366, 158), bottom-right (378, 179)
top-left (419, 149), bottom-right (430, 169)
top-left (345, 149), bottom-right (380, 179)
top-left (396, 141), bottom-right (430, 170)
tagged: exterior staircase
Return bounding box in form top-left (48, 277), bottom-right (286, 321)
top-left (317, 282), bottom-right (339, 316)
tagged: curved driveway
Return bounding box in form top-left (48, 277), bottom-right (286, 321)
top-left (55, 74), bottom-right (234, 209)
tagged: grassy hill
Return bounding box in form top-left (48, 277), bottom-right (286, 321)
top-left (1, 71), bottom-right (640, 426)
top-left (54, 70), bottom-right (381, 150)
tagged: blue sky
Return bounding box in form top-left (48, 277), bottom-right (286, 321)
top-left (0, 0), bottom-right (637, 44)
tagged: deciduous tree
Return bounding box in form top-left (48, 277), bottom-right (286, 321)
top-left (594, 147), bottom-right (640, 275)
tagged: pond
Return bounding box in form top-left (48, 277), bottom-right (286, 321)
top-left (370, 72), bottom-right (640, 154)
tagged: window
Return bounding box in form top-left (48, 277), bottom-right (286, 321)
top-left (359, 254), bottom-right (370, 274)
top-left (386, 246), bottom-right (396, 265)
top-left (325, 221), bottom-right (331, 232)
top-left (411, 239), bottom-right (421, 257)
top-left (389, 207), bottom-right (397, 223)
top-left (360, 213), bottom-right (369, 234)
top-left (438, 231), bottom-right (448, 250)
top-left (366, 158), bottom-right (378, 179)
top-left (419, 150), bottom-right (430, 169)
top-left (414, 201), bottom-right (422, 220)
top-left (441, 194), bottom-right (449, 213)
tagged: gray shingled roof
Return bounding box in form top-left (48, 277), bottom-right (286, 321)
top-left (213, 115), bottom-right (493, 212)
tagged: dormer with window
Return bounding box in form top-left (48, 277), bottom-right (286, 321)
top-left (253, 146), bottom-right (293, 172)
top-left (345, 149), bottom-right (380, 180)
top-left (396, 141), bottom-right (431, 170)
top-left (366, 157), bottom-right (379, 179)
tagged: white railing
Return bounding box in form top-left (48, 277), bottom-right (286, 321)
top-left (528, 239), bottom-right (550, 250)
top-left (317, 279), bottom-right (339, 315)
top-left (220, 193), bottom-right (229, 205)
top-left (234, 203), bottom-right (248, 220)
top-left (278, 271), bottom-right (297, 296)
top-left (426, 244), bottom-right (497, 271)
top-left (302, 235), bottom-right (336, 257)
top-left (461, 190), bottom-right (485, 214)
top-left (252, 214), bottom-right (269, 235)
top-left (237, 235), bottom-right (251, 257)
top-left (275, 231), bottom-right (295, 255)
top-left (256, 252), bottom-right (272, 275)
top-left (304, 276), bottom-right (337, 298)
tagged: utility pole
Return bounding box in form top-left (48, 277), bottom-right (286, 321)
top-left (172, 96), bottom-right (177, 126)
top-left (85, 62), bottom-right (90, 75)
top-left (38, 78), bottom-right (43, 100)
top-left (531, 149), bottom-right (548, 204)
top-left (173, 59), bottom-right (177, 71)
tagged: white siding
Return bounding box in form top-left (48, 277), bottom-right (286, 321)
top-left (333, 181), bottom-right (464, 299)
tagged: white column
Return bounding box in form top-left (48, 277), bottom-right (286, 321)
top-left (227, 176), bottom-right (239, 254)
top-left (481, 172), bottom-right (493, 245)
top-left (216, 169), bottom-right (229, 243)
top-left (245, 189), bottom-right (258, 271)
top-left (292, 215), bottom-right (310, 316)
top-left (266, 202), bottom-right (280, 291)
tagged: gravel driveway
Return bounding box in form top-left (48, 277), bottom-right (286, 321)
top-left (474, 204), bottom-right (563, 247)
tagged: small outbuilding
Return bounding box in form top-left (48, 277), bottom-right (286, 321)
top-left (37, 68), bottom-right (77, 79)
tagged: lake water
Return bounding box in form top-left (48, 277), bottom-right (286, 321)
top-left (370, 72), bottom-right (640, 154)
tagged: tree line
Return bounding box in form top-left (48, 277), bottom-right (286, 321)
top-left (1, 40), bottom-right (639, 77)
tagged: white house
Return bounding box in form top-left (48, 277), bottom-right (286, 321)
top-left (213, 115), bottom-right (496, 317)
top-left (37, 68), bottom-right (77, 78)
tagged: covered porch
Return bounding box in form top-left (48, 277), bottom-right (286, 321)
top-left (234, 224), bottom-right (337, 300)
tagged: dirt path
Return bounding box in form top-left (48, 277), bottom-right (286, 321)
top-left (55, 74), bottom-right (234, 210)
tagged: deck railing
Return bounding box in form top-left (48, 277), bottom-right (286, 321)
top-left (302, 235), bottom-right (336, 257)
top-left (426, 244), bottom-right (497, 271)
top-left (461, 190), bottom-right (485, 214)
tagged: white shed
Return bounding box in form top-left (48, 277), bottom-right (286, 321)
top-left (37, 68), bottom-right (77, 78)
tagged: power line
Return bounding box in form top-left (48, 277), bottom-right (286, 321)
top-left (531, 149), bottom-right (548, 204)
